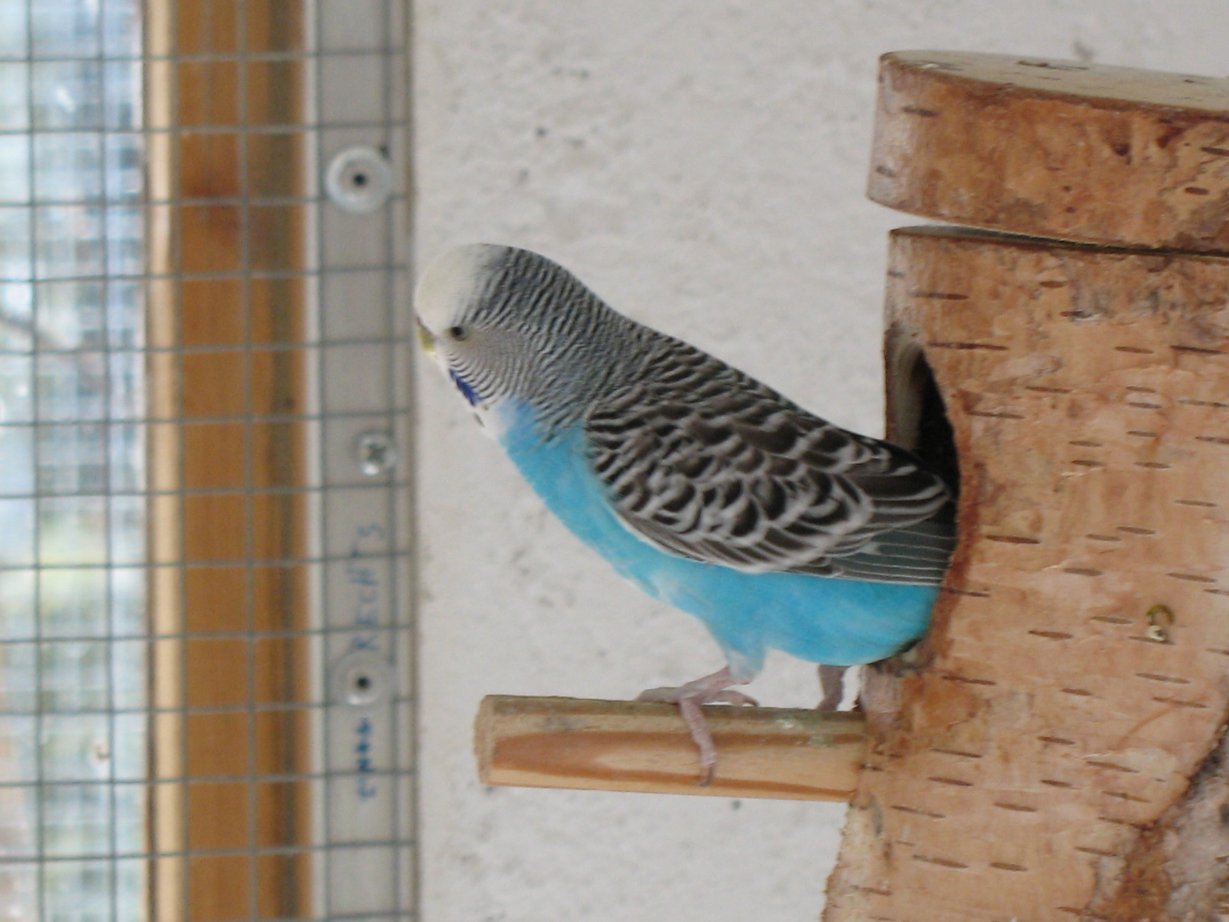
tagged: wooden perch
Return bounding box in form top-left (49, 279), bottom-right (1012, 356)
top-left (476, 695), bottom-right (865, 800)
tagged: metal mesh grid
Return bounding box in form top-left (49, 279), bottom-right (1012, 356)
top-left (0, 1), bottom-right (415, 919)
top-left (0, 4), bottom-right (147, 921)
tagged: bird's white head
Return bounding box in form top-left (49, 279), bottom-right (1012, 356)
top-left (414, 243), bottom-right (513, 413)
top-left (414, 243), bottom-right (634, 433)
top-left (414, 244), bottom-right (498, 343)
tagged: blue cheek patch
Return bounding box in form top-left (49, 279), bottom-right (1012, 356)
top-left (449, 368), bottom-right (481, 406)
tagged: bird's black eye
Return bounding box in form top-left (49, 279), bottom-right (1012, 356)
top-left (448, 325), bottom-right (468, 341)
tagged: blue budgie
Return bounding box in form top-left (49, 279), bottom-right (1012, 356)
top-left (416, 244), bottom-right (956, 780)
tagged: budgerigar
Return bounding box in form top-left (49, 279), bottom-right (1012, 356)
top-left (416, 244), bottom-right (956, 781)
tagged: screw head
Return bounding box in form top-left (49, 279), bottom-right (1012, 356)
top-left (1145, 603), bottom-right (1175, 643)
top-left (325, 145), bottom-right (394, 214)
top-left (356, 430), bottom-right (397, 477)
top-left (331, 651), bottom-right (393, 707)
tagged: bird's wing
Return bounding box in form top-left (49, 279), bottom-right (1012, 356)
top-left (583, 340), bottom-right (954, 583)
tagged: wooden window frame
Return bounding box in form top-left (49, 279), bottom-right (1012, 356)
top-left (145, 2), bottom-right (313, 918)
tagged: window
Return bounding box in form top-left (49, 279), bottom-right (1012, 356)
top-left (0, 2), bottom-right (415, 918)
top-left (0, 2), bottom-right (147, 918)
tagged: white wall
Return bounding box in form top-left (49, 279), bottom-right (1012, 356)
top-left (410, 4), bottom-right (1228, 920)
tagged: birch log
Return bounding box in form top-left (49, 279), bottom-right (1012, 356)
top-left (869, 51), bottom-right (1229, 253)
top-left (824, 226), bottom-right (1229, 920)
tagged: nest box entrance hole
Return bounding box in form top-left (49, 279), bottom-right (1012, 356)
top-left (886, 337), bottom-right (959, 499)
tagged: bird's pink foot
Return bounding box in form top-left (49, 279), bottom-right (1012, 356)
top-left (817, 664), bottom-right (849, 712)
top-left (637, 666), bottom-right (757, 784)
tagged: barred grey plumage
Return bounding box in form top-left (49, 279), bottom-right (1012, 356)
top-left (418, 243), bottom-right (955, 584)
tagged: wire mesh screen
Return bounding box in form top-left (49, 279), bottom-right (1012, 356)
top-left (0, 1), bottom-right (415, 919)
top-left (0, 0), bottom-right (148, 917)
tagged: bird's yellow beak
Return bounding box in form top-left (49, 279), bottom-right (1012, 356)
top-left (416, 320), bottom-right (436, 357)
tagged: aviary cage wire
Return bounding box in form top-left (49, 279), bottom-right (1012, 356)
top-left (0, 1), bottom-right (416, 919)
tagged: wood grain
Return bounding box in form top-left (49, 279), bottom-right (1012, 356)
top-left (824, 226), bottom-right (1229, 921)
top-left (146, 2), bottom-right (311, 919)
top-left (476, 696), bottom-right (866, 801)
top-left (869, 51), bottom-right (1229, 253)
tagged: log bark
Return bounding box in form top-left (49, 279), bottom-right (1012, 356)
top-left (824, 226), bottom-right (1229, 920)
top-left (869, 51), bottom-right (1229, 253)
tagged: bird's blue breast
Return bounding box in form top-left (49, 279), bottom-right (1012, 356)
top-left (497, 401), bottom-right (937, 674)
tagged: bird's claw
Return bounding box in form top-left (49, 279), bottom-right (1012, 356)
top-left (703, 688), bottom-right (758, 707)
top-left (637, 666), bottom-right (755, 784)
top-left (636, 686), bottom-right (758, 708)
top-left (817, 664), bottom-right (849, 712)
